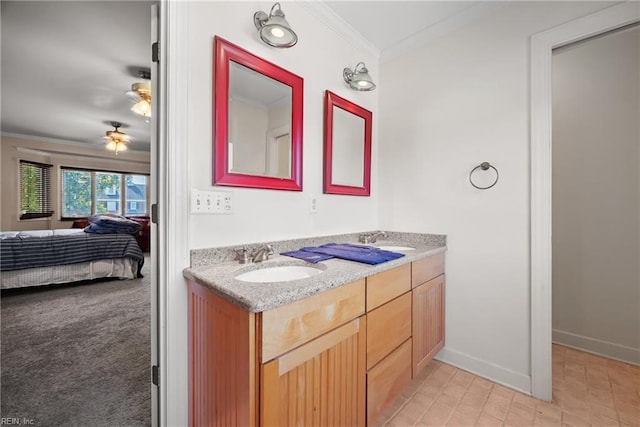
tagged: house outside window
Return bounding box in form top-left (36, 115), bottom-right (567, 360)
top-left (61, 168), bottom-right (149, 218)
top-left (19, 160), bottom-right (53, 220)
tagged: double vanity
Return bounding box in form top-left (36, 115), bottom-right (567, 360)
top-left (184, 231), bottom-right (446, 426)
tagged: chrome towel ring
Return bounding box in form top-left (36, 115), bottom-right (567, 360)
top-left (469, 162), bottom-right (499, 190)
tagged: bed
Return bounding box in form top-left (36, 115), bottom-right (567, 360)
top-left (0, 228), bottom-right (144, 289)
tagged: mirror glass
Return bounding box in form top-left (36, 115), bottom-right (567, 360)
top-left (331, 106), bottom-right (365, 187)
top-left (228, 61), bottom-right (292, 178)
top-left (213, 36), bottom-right (303, 191)
top-left (323, 91), bottom-right (372, 196)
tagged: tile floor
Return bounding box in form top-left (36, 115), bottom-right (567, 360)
top-left (375, 344), bottom-right (640, 426)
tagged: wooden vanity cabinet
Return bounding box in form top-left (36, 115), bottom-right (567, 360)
top-left (188, 251), bottom-right (446, 427)
top-left (188, 279), bottom-right (366, 427)
top-left (411, 253), bottom-right (446, 376)
top-left (259, 279), bottom-right (366, 426)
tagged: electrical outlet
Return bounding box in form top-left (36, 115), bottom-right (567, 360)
top-left (309, 195), bottom-right (318, 214)
top-left (191, 189), bottom-right (234, 214)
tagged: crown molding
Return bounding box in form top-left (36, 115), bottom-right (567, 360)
top-left (380, 1), bottom-right (507, 63)
top-left (1, 132), bottom-right (150, 155)
top-left (299, 1), bottom-right (380, 59)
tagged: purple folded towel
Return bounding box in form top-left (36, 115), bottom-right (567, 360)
top-left (280, 250), bottom-right (334, 264)
top-left (300, 243), bottom-right (405, 265)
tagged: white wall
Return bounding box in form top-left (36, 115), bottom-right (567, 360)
top-left (552, 26), bottom-right (640, 364)
top-left (0, 134), bottom-right (150, 232)
top-left (378, 1), bottom-right (615, 392)
top-left (187, 1), bottom-right (379, 250)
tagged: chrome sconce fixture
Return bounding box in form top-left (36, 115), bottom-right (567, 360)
top-left (343, 62), bottom-right (376, 91)
top-left (253, 2), bottom-right (298, 48)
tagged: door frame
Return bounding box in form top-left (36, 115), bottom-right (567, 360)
top-left (157, 0), bottom-right (190, 425)
top-left (530, 1), bottom-right (639, 401)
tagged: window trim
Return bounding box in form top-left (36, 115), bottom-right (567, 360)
top-left (60, 167), bottom-right (150, 220)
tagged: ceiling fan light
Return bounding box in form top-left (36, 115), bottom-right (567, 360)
top-left (127, 81), bottom-right (152, 118)
top-left (131, 99), bottom-right (151, 117)
top-left (104, 121), bottom-right (131, 155)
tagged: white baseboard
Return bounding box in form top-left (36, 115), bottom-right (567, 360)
top-left (435, 347), bottom-right (532, 395)
top-left (552, 329), bottom-right (640, 366)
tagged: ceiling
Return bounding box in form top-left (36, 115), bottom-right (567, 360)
top-left (1, 1), bottom-right (153, 152)
top-left (0, 1), bottom-right (500, 154)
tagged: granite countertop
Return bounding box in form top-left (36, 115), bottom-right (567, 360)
top-left (183, 231), bottom-right (446, 313)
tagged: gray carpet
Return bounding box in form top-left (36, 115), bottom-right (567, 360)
top-left (1, 258), bottom-right (151, 426)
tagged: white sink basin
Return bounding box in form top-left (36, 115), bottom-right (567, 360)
top-left (376, 245), bottom-right (416, 251)
top-left (235, 265), bottom-right (324, 283)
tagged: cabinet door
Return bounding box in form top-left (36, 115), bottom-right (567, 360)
top-left (412, 274), bottom-right (445, 375)
top-left (261, 317), bottom-right (366, 427)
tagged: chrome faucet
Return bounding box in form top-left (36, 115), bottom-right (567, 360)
top-left (251, 244), bottom-right (274, 263)
top-left (233, 246), bottom-right (251, 264)
top-left (358, 231), bottom-right (388, 244)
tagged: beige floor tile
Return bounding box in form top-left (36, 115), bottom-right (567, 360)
top-left (436, 392), bottom-right (461, 409)
top-left (418, 402), bottom-right (456, 426)
top-left (446, 411), bottom-right (480, 426)
top-left (475, 412), bottom-right (504, 427)
top-left (533, 413), bottom-right (562, 427)
top-left (535, 401), bottom-right (562, 420)
top-left (450, 371), bottom-right (476, 389)
top-left (513, 393), bottom-right (538, 409)
top-left (396, 400), bottom-right (431, 424)
top-left (482, 393), bottom-right (511, 421)
top-left (491, 385), bottom-right (515, 400)
top-left (443, 383), bottom-right (470, 400)
top-left (561, 411), bottom-right (590, 427)
top-left (376, 346), bottom-right (640, 427)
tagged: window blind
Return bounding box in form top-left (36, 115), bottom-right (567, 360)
top-left (20, 160), bottom-right (53, 220)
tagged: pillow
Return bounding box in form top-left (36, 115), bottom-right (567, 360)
top-left (84, 214), bottom-right (141, 234)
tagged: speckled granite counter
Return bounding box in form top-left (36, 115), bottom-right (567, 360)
top-left (183, 231), bottom-right (446, 313)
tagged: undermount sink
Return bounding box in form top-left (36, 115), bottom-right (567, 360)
top-left (375, 245), bottom-right (416, 251)
top-left (235, 265), bottom-right (324, 283)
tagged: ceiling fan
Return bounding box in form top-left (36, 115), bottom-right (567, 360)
top-left (103, 121), bottom-right (131, 155)
top-left (126, 69), bottom-right (151, 120)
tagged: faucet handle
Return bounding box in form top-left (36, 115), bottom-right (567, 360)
top-left (234, 246), bottom-right (251, 264)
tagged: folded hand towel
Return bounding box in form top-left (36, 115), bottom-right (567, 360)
top-left (300, 243), bottom-right (405, 265)
top-left (280, 250), bottom-right (334, 263)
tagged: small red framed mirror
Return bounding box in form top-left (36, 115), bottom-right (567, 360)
top-left (213, 36), bottom-right (303, 191)
top-left (323, 91), bottom-right (372, 196)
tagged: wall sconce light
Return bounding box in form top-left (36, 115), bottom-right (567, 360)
top-left (253, 2), bottom-right (298, 48)
top-left (343, 62), bottom-right (376, 91)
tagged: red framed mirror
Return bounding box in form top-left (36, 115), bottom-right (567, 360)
top-left (323, 91), bottom-right (372, 196)
top-left (213, 36), bottom-right (303, 191)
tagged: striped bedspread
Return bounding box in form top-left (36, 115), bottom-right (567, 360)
top-left (0, 229), bottom-right (144, 276)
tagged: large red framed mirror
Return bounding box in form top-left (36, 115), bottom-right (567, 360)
top-left (323, 91), bottom-right (372, 196)
top-left (213, 36), bottom-right (303, 191)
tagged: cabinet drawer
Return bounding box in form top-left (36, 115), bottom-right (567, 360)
top-left (366, 264), bottom-right (411, 311)
top-left (260, 279), bottom-right (365, 362)
top-left (412, 252), bottom-right (445, 288)
top-left (366, 292), bottom-right (412, 370)
top-left (367, 338), bottom-right (412, 425)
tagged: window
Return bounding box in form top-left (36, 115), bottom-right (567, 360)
top-left (61, 168), bottom-right (149, 218)
top-left (20, 160), bottom-right (53, 220)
